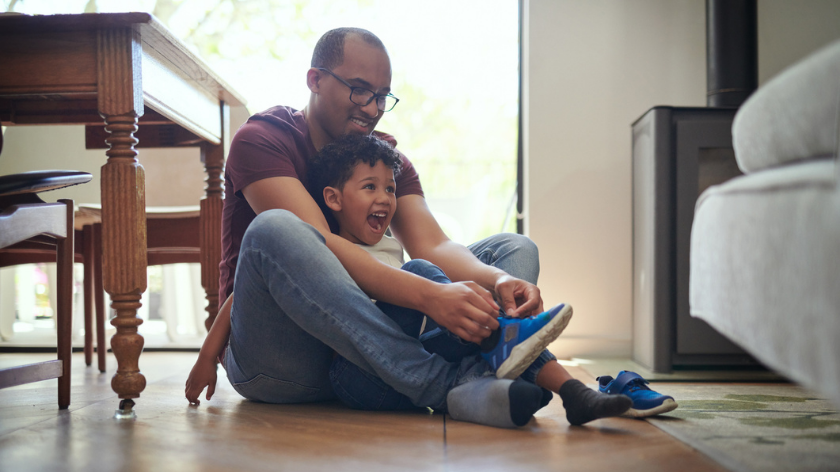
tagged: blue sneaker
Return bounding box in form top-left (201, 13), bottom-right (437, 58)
top-left (482, 303), bottom-right (573, 380)
top-left (596, 371), bottom-right (678, 417)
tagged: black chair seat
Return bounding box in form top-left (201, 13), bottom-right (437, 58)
top-left (0, 171), bottom-right (92, 197)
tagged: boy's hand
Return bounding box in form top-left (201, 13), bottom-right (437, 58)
top-left (425, 282), bottom-right (500, 344)
top-left (185, 356), bottom-right (218, 406)
top-left (494, 274), bottom-right (543, 318)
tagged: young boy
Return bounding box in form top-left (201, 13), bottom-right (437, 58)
top-left (306, 134), bottom-right (633, 427)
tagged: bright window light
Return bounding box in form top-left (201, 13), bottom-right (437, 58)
top-left (4, 0), bottom-right (519, 244)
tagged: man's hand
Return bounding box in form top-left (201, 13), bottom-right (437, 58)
top-left (424, 282), bottom-right (500, 344)
top-left (495, 274), bottom-right (543, 318)
top-left (185, 355), bottom-right (218, 406)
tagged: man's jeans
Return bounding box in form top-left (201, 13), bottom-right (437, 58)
top-left (329, 259), bottom-right (556, 411)
top-left (224, 209), bottom-right (547, 410)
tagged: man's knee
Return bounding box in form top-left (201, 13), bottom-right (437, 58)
top-left (245, 209), bottom-right (324, 248)
top-left (505, 233), bottom-right (539, 260)
top-left (483, 233), bottom-right (539, 260)
top-left (471, 233), bottom-right (540, 283)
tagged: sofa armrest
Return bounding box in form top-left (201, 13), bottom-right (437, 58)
top-left (733, 39), bottom-right (840, 175)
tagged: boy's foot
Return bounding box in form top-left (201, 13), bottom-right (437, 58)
top-left (596, 371), bottom-right (678, 418)
top-left (481, 303), bottom-right (573, 380)
top-left (558, 379), bottom-right (632, 426)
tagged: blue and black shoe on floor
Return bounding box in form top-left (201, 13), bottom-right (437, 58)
top-left (596, 371), bottom-right (678, 417)
top-left (481, 303), bottom-right (573, 380)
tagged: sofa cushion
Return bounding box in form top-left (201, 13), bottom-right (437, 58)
top-left (733, 39), bottom-right (840, 174)
top-left (690, 157), bottom-right (840, 408)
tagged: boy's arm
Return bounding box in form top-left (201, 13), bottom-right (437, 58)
top-left (242, 176), bottom-right (500, 343)
top-left (391, 195), bottom-right (544, 318)
top-left (185, 294), bottom-right (233, 405)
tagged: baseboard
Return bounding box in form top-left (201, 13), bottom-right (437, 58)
top-left (547, 336), bottom-right (632, 359)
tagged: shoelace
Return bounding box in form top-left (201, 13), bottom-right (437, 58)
top-left (625, 378), bottom-right (649, 393)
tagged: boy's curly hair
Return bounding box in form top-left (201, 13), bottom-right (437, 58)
top-left (306, 134), bottom-right (402, 227)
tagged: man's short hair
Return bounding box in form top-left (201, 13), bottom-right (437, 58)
top-left (311, 27), bottom-right (387, 70)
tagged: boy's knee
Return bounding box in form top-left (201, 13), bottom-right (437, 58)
top-left (401, 259), bottom-right (434, 273)
top-left (400, 259), bottom-right (451, 284)
top-left (401, 259), bottom-right (444, 278)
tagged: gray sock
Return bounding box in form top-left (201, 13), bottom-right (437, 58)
top-left (446, 377), bottom-right (544, 428)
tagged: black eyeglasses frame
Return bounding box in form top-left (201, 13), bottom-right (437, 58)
top-left (316, 67), bottom-right (399, 112)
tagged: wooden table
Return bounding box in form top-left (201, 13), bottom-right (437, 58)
top-left (0, 12), bottom-right (245, 413)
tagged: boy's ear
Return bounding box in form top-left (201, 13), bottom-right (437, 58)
top-left (323, 186), bottom-right (342, 212)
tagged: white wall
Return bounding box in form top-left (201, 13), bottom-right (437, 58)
top-left (758, 0), bottom-right (840, 83)
top-left (524, 0), bottom-right (840, 359)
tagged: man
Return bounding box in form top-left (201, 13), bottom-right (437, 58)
top-left (185, 27), bottom-right (630, 427)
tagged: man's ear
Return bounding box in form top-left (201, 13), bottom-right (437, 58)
top-left (306, 68), bottom-right (322, 93)
top-left (323, 186), bottom-right (342, 212)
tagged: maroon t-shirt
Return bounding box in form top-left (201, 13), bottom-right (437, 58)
top-left (219, 105), bottom-right (424, 299)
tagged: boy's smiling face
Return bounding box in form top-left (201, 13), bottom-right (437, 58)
top-left (324, 160), bottom-right (397, 246)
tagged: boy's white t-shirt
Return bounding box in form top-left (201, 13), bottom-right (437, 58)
top-left (357, 234), bottom-right (429, 335)
top-left (357, 234), bottom-right (405, 268)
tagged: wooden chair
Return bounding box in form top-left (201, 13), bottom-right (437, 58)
top-left (1, 205), bottom-right (201, 373)
top-left (76, 204), bottom-right (201, 371)
top-left (0, 169), bottom-right (92, 409)
top-left (0, 212), bottom-right (103, 364)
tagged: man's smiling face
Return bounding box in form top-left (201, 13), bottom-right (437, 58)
top-left (311, 35), bottom-right (392, 145)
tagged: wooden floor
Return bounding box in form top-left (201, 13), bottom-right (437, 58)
top-left (0, 352), bottom-right (729, 472)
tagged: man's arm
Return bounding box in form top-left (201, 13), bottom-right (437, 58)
top-left (241, 176), bottom-right (500, 342)
top-left (390, 195), bottom-right (544, 318)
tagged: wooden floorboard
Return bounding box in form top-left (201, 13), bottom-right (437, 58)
top-left (444, 366), bottom-right (727, 472)
top-left (0, 353), bottom-right (729, 472)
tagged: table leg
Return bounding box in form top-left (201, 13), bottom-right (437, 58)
top-left (199, 141), bottom-right (223, 331)
top-left (101, 112), bottom-right (147, 411)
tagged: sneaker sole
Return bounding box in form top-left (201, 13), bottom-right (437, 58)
top-left (495, 304), bottom-right (574, 380)
top-left (621, 398), bottom-right (678, 418)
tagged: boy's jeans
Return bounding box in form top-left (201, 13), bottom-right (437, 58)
top-left (329, 259), bottom-right (556, 411)
top-left (224, 209), bottom-right (546, 411)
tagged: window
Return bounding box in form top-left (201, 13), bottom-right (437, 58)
top-left (3, 0), bottom-right (520, 345)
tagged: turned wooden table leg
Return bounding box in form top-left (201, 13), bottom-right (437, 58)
top-left (200, 141), bottom-right (224, 331)
top-left (102, 113), bottom-right (147, 415)
top-left (98, 26), bottom-right (146, 415)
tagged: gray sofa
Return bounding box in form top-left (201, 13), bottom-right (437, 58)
top-left (690, 39), bottom-right (840, 408)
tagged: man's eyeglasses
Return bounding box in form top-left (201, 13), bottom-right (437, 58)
top-left (317, 68), bottom-right (399, 112)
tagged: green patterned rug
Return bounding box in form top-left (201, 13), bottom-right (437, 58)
top-left (643, 384), bottom-right (840, 472)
